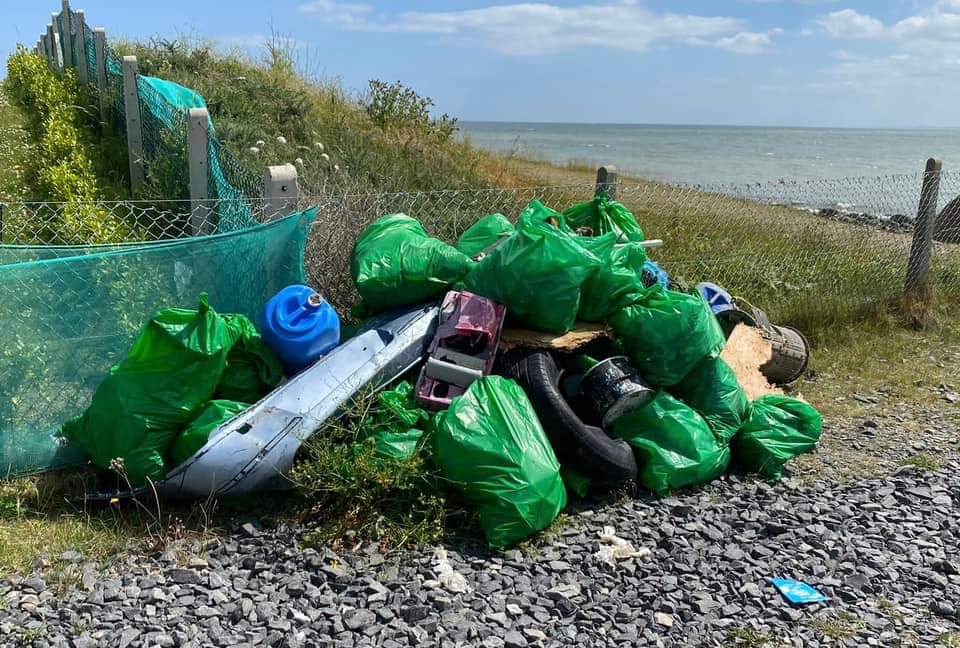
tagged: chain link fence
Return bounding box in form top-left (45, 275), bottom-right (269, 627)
top-left (299, 171), bottom-right (960, 331)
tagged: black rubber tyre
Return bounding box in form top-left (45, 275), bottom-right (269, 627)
top-left (501, 348), bottom-right (637, 488)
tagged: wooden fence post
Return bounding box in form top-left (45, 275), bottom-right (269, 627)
top-left (60, 1), bottom-right (73, 69)
top-left (94, 28), bottom-right (108, 124)
top-left (595, 165), bottom-right (618, 200)
top-left (122, 55), bottom-right (146, 192)
top-left (905, 157), bottom-right (943, 298)
top-left (264, 164), bottom-right (299, 219)
top-left (75, 10), bottom-right (88, 84)
top-left (188, 108), bottom-right (211, 234)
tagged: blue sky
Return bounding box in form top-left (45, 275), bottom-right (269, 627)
top-left (6, 1), bottom-right (960, 127)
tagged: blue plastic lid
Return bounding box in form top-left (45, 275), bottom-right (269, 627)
top-left (696, 282), bottom-right (734, 315)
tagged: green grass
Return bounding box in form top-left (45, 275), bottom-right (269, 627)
top-left (112, 36), bottom-right (509, 195)
top-left (900, 454), bottom-right (942, 473)
top-left (0, 471), bottom-right (221, 578)
top-left (724, 628), bottom-right (777, 648)
top-left (809, 611), bottom-right (866, 640)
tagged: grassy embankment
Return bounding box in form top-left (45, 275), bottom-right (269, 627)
top-left (1, 41), bottom-right (958, 577)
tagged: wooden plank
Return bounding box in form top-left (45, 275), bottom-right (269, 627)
top-left (499, 322), bottom-right (609, 352)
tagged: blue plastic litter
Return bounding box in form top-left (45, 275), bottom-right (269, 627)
top-left (260, 285), bottom-right (341, 375)
top-left (642, 260), bottom-right (670, 289)
top-left (770, 578), bottom-right (828, 605)
top-left (696, 281), bottom-right (735, 315)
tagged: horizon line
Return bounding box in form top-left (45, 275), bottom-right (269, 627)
top-left (457, 120), bottom-right (960, 131)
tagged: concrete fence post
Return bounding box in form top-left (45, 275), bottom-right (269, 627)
top-left (122, 55), bottom-right (146, 192)
top-left (94, 28), bottom-right (108, 124)
top-left (51, 29), bottom-right (64, 73)
top-left (60, 1), bottom-right (73, 69)
top-left (905, 158), bottom-right (943, 298)
top-left (264, 164), bottom-right (299, 219)
top-left (188, 108), bottom-right (211, 234)
top-left (75, 10), bottom-right (88, 84)
top-left (595, 165), bottom-right (618, 201)
top-left (46, 22), bottom-right (59, 71)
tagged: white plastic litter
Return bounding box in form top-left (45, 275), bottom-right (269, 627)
top-left (594, 526), bottom-right (651, 564)
top-left (432, 547), bottom-right (471, 593)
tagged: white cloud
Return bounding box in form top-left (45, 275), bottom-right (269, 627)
top-left (812, 2), bottom-right (960, 125)
top-left (818, 9), bottom-right (884, 38)
top-left (298, 0), bottom-right (770, 56)
top-left (715, 29), bottom-right (784, 54)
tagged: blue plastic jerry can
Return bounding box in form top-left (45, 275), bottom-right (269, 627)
top-left (260, 285), bottom-right (341, 375)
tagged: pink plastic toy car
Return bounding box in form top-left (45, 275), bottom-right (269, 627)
top-left (415, 290), bottom-right (507, 411)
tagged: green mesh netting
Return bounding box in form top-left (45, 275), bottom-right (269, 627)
top-left (0, 209), bottom-right (316, 476)
top-left (137, 75), bottom-right (259, 229)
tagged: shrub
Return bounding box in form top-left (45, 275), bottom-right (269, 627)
top-left (4, 48), bottom-right (135, 243)
top-left (366, 80), bottom-right (457, 141)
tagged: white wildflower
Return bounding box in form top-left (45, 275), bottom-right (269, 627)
top-left (333, 164), bottom-right (340, 172)
top-left (249, 147), bottom-right (260, 154)
top-left (276, 136), bottom-right (287, 145)
top-left (294, 157), bottom-right (304, 166)
top-left (255, 140), bottom-right (265, 147)
top-left (320, 153), bottom-right (330, 162)
top-left (314, 142), bottom-right (324, 152)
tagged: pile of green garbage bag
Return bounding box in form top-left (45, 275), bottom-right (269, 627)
top-left (611, 391), bottom-right (730, 496)
top-left (610, 287), bottom-right (726, 387)
top-left (61, 295), bottom-right (282, 486)
top-left (563, 195), bottom-right (646, 242)
top-left (671, 356), bottom-right (751, 446)
top-left (357, 381), bottom-right (430, 462)
top-left (732, 395), bottom-right (823, 479)
top-left (433, 376), bottom-right (567, 549)
top-left (464, 202), bottom-right (601, 334)
top-left (352, 214), bottom-right (475, 313)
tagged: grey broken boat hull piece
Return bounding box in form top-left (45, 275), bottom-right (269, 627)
top-left (153, 303), bottom-right (439, 499)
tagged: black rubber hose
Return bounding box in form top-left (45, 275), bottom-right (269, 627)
top-left (501, 348), bottom-right (637, 488)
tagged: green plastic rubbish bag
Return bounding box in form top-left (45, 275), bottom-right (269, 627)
top-left (464, 207), bottom-right (601, 334)
top-left (215, 315), bottom-right (284, 403)
top-left (732, 395), bottom-right (823, 480)
top-left (561, 467), bottom-right (591, 499)
top-left (563, 196), bottom-right (645, 242)
top-left (610, 287), bottom-right (726, 387)
top-left (517, 200), bottom-right (572, 232)
top-left (358, 381), bottom-right (429, 462)
top-left (171, 399), bottom-right (249, 467)
top-left (610, 391), bottom-right (731, 496)
top-left (577, 237), bottom-right (648, 322)
top-left (671, 356), bottom-right (750, 446)
top-left (352, 214), bottom-right (475, 313)
top-left (457, 214), bottom-right (515, 258)
top-left (432, 376), bottom-right (568, 548)
top-left (61, 295), bottom-right (248, 486)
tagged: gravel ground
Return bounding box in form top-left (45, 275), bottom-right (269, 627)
top-left (3, 452), bottom-right (960, 648)
top-left (792, 391), bottom-right (959, 483)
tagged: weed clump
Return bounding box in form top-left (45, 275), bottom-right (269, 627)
top-left (289, 392), bottom-right (455, 549)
